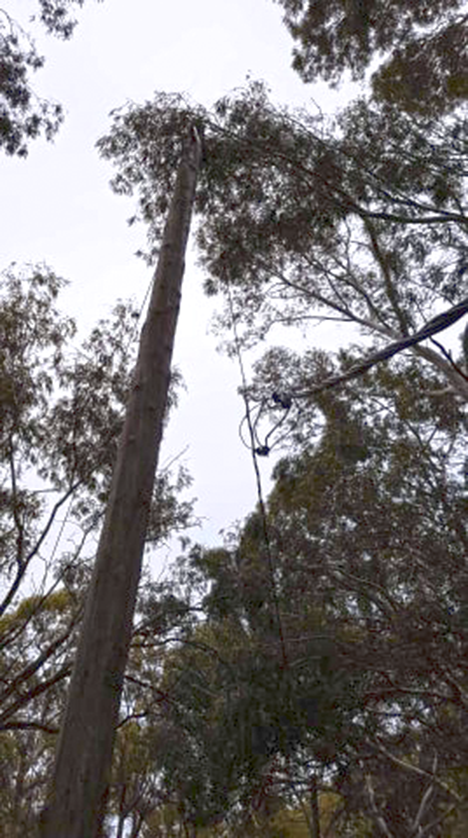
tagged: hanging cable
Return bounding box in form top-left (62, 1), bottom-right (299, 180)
top-left (226, 284), bottom-right (288, 670)
top-left (238, 391), bottom-right (299, 457)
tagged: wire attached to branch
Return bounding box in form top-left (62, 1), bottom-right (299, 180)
top-left (238, 390), bottom-right (302, 457)
top-left (227, 285), bottom-right (288, 669)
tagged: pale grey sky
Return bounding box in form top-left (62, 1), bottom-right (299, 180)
top-left (1, 0), bottom-right (361, 560)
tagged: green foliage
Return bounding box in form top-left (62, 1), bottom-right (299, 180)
top-left (0, 265), bottom-right (135, 529)
top-left (3, 3), bottom-right (466, 831)
top-left (0, 1), bottom-right (98, 156)
top-left (0, 264), bottom-right (194, 833)
top-left (0, 588), bottom-right (75, 836)
top-left (32, 0), bottom-right (87, 39)
top-left (273, 0), bottom-right (467, 116)
top-left (0, 11), bottom-right (62, 156)
top-left (96, 75), bottom-right (468, 832)
top-left (372, 18), bottom-right (468, 116)
top-left (0, 727), bottom-right (53, 837)
top-left (131, 352), bottom-right (468, 835)
top-left (98, 83), bottom-right (468, 393)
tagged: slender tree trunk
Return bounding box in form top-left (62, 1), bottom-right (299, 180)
top-left (310, 774), bottom-right (321, 838)
top-left (39, 128), bottom-right (202, 838)
top-left (115, 783), bottom-right (127, 838)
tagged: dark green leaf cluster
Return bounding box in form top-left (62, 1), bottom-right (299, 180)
top-left (0, 266), bottom-right (196, 832)
top-left (0, 1), bottom-right (96, 156)
top-left (373, 16), bottom-right (468, 117)
top-left (99, 83), bottom-right (467, 380)
top-left (34, 0), bottom-right (86, 40)
top-left (0, 12), bottom-right (63, 156)
top-left (0, 269), bottom-right (136, 507)
top-left (148, 359), bottom-right (468, 833)
top-left (273, 0), bottom-right (467, 116)
top-left (97, 92), bottom-right (208, 254)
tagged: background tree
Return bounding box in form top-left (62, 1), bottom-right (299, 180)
top-left (271, 0), bottom-right (468, 116)
top-left (0, 0), bottom-right (99, 155)
top-left (0, 264), bottom-right (193, 833)
top-left (125, 350), bottom-right (468, 836)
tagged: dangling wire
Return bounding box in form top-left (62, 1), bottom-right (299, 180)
top-left (226, 284), bottom-right (288, 670)
top-left (238, 391), bottom-right (299, 457)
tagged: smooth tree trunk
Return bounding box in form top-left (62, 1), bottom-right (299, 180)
top-left (39, 128), bottom-right (202, 838)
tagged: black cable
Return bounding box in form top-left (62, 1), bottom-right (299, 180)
top-left (227, 285), bottom-right (288, 670)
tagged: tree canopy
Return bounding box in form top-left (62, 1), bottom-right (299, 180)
top-left (143, 351), bottom-right (468, 834)
top-left (0, 0), bottom-right (98, 156)
top-left (98, 82), bottom-right (468, 404)
top-left (93, 31), bottom-right (468, 835)
top-left (2, 0), bottom-right (468, 833)
top-left (272, 0), bottom-right (468, 115)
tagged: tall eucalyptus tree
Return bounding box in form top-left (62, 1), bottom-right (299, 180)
top-left (40, 127), bottom-right (202, 838)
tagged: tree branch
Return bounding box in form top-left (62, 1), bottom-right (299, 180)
top-left (295, 297), bottom-right (468, 399)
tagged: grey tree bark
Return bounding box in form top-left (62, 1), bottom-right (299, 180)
top-left (39, 128), bottom-right (202, 838)
top-left (310, 775), bottom-right (321, 838)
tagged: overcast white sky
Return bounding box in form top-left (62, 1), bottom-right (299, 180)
top-left (1, 0), bottom-right (362, 565)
